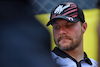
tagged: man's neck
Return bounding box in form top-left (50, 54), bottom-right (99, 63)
top-left (63, 43), bottom-right (84, 62)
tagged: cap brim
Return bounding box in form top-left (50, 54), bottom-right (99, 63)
top-left (46, 15), bottom-right (80, 26)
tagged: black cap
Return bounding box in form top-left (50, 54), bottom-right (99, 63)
top-left (46, 2), bottom-right (85, 26)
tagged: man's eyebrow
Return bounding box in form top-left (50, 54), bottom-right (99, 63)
top-left (52, 22), bottom-right (58, 25)
top-left (67, 21), bottom-right (70, 23)
top-left (65, 21), bottom-right (72, 24)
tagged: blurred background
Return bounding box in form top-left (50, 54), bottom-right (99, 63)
top-left (0, 0), bottom-right (59, 67)
top-left (33, 0), bottom-right (99, 62)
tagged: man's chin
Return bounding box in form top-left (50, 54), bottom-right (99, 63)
top-left (58, 43), bottom-right (70, 49)
top-left (59, 41), bottom-right (71, 46)
top-left (59, 45), bottom-right (73, 51)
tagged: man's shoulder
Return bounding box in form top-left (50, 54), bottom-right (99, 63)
top-left (51, 51), bottom-right (58, 59)
top-left (51, 51), bottom-right (98, 67)
top-left (89, 58), bottom-right (98, 65)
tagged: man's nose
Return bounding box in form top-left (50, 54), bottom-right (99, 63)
top-left (59, 27), bottom-right (67, 35)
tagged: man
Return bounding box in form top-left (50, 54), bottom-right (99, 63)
top-left (46, 2), bottom-right (98, 67)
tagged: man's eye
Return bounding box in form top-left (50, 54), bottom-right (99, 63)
top-left (66, 25), bottom-right (72, 27)
top-left (54, 26), bottom-right (60, 29)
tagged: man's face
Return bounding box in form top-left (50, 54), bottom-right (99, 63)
top-left (52, 19), bottom-right (86, 51)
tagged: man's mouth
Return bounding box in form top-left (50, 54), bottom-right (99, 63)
top-left (57, 36), bottom-right (72, 42)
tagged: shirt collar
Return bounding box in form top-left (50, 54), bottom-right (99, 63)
top-left (52, 47), bottom-right (92, 65)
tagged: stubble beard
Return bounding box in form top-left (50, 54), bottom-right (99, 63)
top-left (54, 35), bottom-right (82, 51)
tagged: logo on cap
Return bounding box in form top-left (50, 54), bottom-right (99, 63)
top-left (66, 17), bottom-right (74, 21)
top-left (54, 4), bottom-right (70, 14)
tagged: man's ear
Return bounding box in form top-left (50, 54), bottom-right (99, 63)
top-left (82, 22), bottom-right (87, 34)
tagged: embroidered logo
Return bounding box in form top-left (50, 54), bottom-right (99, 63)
top-left (54, 4), bottom-right (70, 14)
top-left (66, 17), bottom-right (74, 21)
